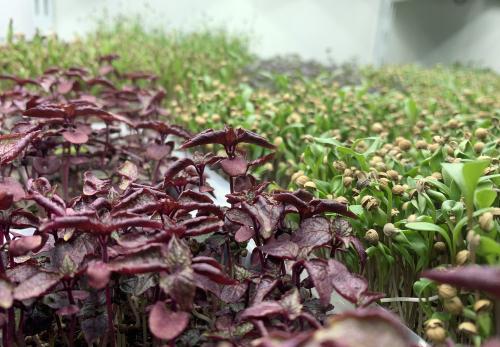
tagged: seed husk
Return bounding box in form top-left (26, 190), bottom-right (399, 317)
top-left (296, 175), bottom-right (310, 186)
top-left (364, 229), bottom-right (379, 245)
top-left (475, 127), bottom-right (488, 140)
top-left (474, 141), bottom-right (485, 153)
top-left (458, 322), bottom-right (477, 336)
top-left (383, 223), bottom-right (397, 237)
top-left (473, 299), bottom-right (492, 313)
top-left (392, 184), bottom-right (405, 195)
top-left (343, 176), bottom-right (353, 187)
top-left (386, 169), bottom-right (399, 181)
top-left (438, 284), bottom-right (457, 300)
top-left (456, 250), bottom-right (470, 265)
top-left (443, 296), bottom-right (463, 315)
top-left (479, 212), bottom-right (494, 231)
top-left (433, 241), bottom-right (446, 253)
top-left (425, 326), bottom-right (447, 344)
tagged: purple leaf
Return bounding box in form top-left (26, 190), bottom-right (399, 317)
top-left (303, 259), bottom-right (333, 307)
top-left (6, 264), bottom-right (38, 283)
top-left (23, 104), bottom-right (67, 118)
top-left (312, 199), bottom-right (357, 219)
top-left (10, 210), bottom-right (39, 228)
top-left (83, 171), bottom-right (111, 196)
top-left (237, 128), bottom-right (275, 149)
top-left (328, 259), bottom-right (368, 304)
top-left (344, 236), bottom-right (367, 272)
top-left (422, 266), bottom-right (500, 298)
top-left (239, 301), bottom-right (284, 320)
top-left (0, 192), bottom-right (13, 210)
top-left (219, 282), bottom-right (249, 303)
top-left (248, 152), bottom-right (275, 169)
top-left (62, 129), bottom-right (89, 144)
top-left (220, 156), bottom-right (248, 177)
top-left (0, 278), bottom-right (13, 309)
top-left (145, 143), bottom-right (173, 161)
top-left (293, 217), bottom-right (332, 257)
top-left (108, 245), bottom-right (168, 274)
top-left (159, 268), bottom-right (195, 310)
top-left (9, 235), bottom-right (43, 257)
top-left (0, 131), bottom-right (40, 165)
top-left (179, 128), bottom-right (227, 149)
top-left (259, 239), bottom-right (299, 260)
top-left (56, 305), bottom-right (80, 316)
top-left (242, 196), bottom-right (282, 239)
top-left (279, 288), bottom-right (303, 320)
top-left (251, 277), bottom-right (278, 305)
top-left (180, 216), bottom-right (223, 237)
top-left (163, 158), bottom-right (195, 180)
top-left (32, 156), bottom-right (62, 175)
top-left (192, 262), bottom-right (236, 285)
top-left (13, 271), bottom-right (62, 301)
top-left (235, 225), bottom-right (255, 243)
top-left (40, 215), bottom-right (163, 235)
top-left (0, 178), bottom-right (25, 202)
top-left (483, 338), bottom-right (500, 347)
top-left (225, 208), bottom-right (254, 226)
top-left (86, 261), bottom-right (111, 289)
top-left (58, 79), bottom-right (75, 94)
top-left (136, 121), bottom-right (191, 139)
top-left (148, 301), bottom-right (189, 340)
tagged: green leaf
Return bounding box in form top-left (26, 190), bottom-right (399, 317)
top-left (431, 311), bottom-right (452, 322)
top-left (474, 188), bottom-right (497, 209)
top-left (477, 236), bottom-right (500, 257)
top-left (406, 222), bottom-right (453, 257)
top-left (404, 98), bottom-right (418, 124)
top-left (413, 278), bottom-right (435, 298)
top-left (477, 313), bottom-right (492, 336)
top-left (348, 205), bottom-right (364, 217)
top-left (313, 137), bottom-right (369, 171)
top-left (393, 244), bottom-right (415, 271)
top-left (442, 160), bottom-right (490, 208)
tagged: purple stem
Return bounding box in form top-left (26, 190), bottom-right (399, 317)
top-left (100, 236), bottom-right (115, 347)
top-left (62, 143), bottom-right (69, 201)
top-left (65, 281), bottom-right (76, 347)
top-left (152, 160), bottom-right (160, 184)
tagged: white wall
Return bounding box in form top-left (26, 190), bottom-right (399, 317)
top-left (385, 0), bottom-right (500, 71)
top-left (2, 0), bottom-right (500, 71)
top-left (0, 0), bottom-right (36, 40)
top-left (50, 0), bottom-right (383, 64)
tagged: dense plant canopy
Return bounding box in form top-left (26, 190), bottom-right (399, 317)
top-left (0, 25), bottom-right (499, 346)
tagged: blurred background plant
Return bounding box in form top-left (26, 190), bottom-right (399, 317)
top-left (0, 19), bottom-right (253, 94)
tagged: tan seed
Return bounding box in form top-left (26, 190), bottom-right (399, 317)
top-left (398, 139), bottom-right (412, 151)
top-left (458, 322), bottom-right (477, 335)
top-left (433, 241), bottom-right (446, 253)
top-left (479, 212), bottom-right (494, 231)
top-left (425, 327), bottom-right (447, 344)
top-left (456, 250), bottom-right (470, 265)
top-left (475, 127), bottom-right (488, 140)
top-left (443, 296), bottom-right (463, 315)
top-left (438, 284), bottom-right (457, 300)
top-left (392, 184), bottom-right (405, 195)
top-left (364, 229), bottom-right (379, 245)
top-left (474, 142), bottom-right (485, 153)
top-left (474, 299), bottom-right (492, 313)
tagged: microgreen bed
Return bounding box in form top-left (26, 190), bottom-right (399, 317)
top-left (0, 26), bottom-right (499, 347)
